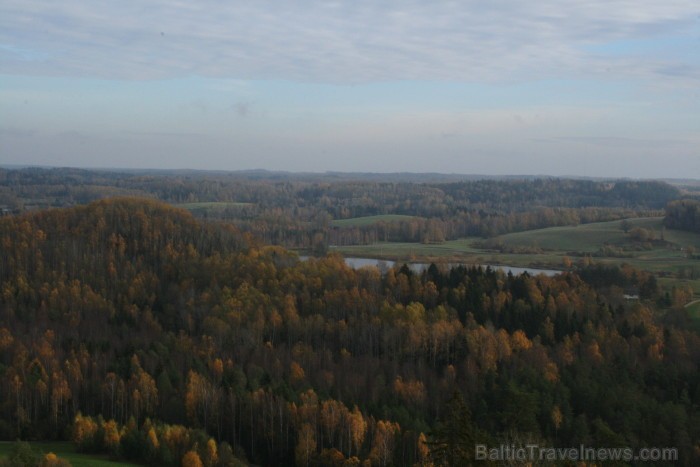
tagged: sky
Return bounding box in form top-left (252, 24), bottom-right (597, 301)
top-left (1, 1), bottom-right (699, 178)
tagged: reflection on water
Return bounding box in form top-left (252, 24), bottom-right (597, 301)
top-left (343, 257), bottom-right (396, 271)
top-left (303, 256), bottom-right (560, 276)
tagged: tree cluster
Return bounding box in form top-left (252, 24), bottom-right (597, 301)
top-left (665, 199), bottom-right (700, 234)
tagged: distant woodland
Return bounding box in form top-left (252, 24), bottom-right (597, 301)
top-left (1, 197), bottom-right (698, 465)
top-left (665, 199), bottom-right (700, 234)
top-left (0, 168), bottom-right (692, 254)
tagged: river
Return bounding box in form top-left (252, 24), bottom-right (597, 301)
top-left (301, 256), bottom-right (561, 276)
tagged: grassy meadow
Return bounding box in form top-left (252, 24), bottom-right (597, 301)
top-left (331, 214), bottom-right (417, 227)
top-left (333, 216), bottom-right (700, 299)
top-left (493, 217), bottom-right (700, 252)
top-left (686, 300), bottom-right (700, 332)
top-left (178, 201), bottom-right (253, 211)
top-left (0, 441), bottom-right (140, 467)
top-left (492, 217), bottom-right (700, 274)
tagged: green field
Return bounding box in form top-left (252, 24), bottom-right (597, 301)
top-left (178, 201), bottom-right (253, 210)
top-left (492, 217), bottom-right (700, 274)
top-left (494, 217), bottom-right (700, 252)
top-left (0, 441), bottom-right (140, 467)
top-left (686, 300), bottom-right (700, 332)
top-left (333, 238), bottom-right (482, 259)
top-left (492, 218), bottom-right (658, 253)
top-left (333, 217), bottom-right (700, 297)
top-left (331, 214), bottom-right (417, 227)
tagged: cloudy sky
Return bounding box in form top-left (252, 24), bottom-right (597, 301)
top-left (1, 1), bottom-right (698, 177)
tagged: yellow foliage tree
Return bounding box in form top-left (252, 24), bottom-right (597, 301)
top-left (203, 438), bottom-right (218, 467)
top-left (369, 420), bottom-right (399, 467)
top-left (348, 406), bottom-right (366, 458)
top-left (296, 423), bottom-right (317, 467)
top-left (416, 432), bottom-right (430, 465)
top-left (182, 450), bottom-right (204, 467)
top-left (72, 413), bottom-right (98, 450)
top-left (290, 361), bottom-right (306, 386)
top-left (102, 419), bottom-right (121, 454)
top-left (551, 405), bottom-right (563, 435)
top-left (40, 452), bottom-right (71, 467)
top-left (511, 329), bottom-right (533, 351)
top-left (147, 426), bottom-right (160, 453)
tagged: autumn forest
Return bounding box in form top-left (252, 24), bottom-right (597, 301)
top-left (0, 169), bottom-right (699, 466)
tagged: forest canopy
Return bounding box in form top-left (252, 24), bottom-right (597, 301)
top-left (0, 198), bottom-right (698, 465)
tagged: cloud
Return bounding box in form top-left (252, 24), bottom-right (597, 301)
top-left (554, 136), bottom-right (692, 149)
top-left (0, 1), bottom-right (697, 84)
top-left (0, 126), bottom-right (36, 137)
top-left (231, 100), bottom-right (253, 118)
top-left (121, 130), bottom-right (207, 139)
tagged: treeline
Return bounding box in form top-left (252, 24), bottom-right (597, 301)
top-left (72, 414), bottom-right (244, 466)
top-left (0, 169), bottom-right (676, 250)
top-left (2, 168), bottom-right (680, 213)
top-left (326, 207), bottom-right (642, 246)
top-left (0, 199), bottom-right (698, 465)
top-left (665, 199), bottom-right (700, 234)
